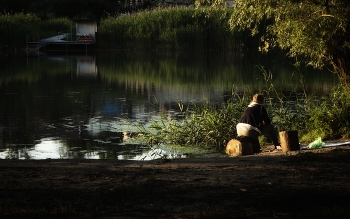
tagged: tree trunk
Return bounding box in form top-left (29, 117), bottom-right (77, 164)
top-left (226, 136), bottom-right (260, 156)
top-left (226, 139), bottom-right (254, 156)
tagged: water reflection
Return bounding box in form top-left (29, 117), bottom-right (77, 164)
top-left (0, 52), bottom-right (339, 160)
top-left (76, 56), bottom-right (98, 78)
top-left (0, 137), bottom-right (158, 160)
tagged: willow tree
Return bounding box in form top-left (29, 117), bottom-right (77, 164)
top-left (228, 0), bottom-right (350, 85)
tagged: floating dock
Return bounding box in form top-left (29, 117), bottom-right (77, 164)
top-left (26, 33), bottom-right (96, 56)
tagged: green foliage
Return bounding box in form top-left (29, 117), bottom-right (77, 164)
top-left (141, 64), bottom-right (350, 149)
top-left (228, 0), bottom-right (350, 84)
top-left (244, 65), bottom-right (324, 144)
top-left (143, 90), bottom-right (249, 148)
top-left (257, 65), bottom-right (311, 134)
top-left (0, 13), bottom-right (71, 52)
top-left (0, 13), bottom-right (40, 51)
top-left (38, 17), bottom-right (72, 38)
top-left (195, 0), bottom-right (233, 8)
top-left (99, 7), bottom-right (237, 51)
top-left (301, 85), bottom-right (350, 142)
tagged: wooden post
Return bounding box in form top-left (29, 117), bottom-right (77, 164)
top-left (279, 131), bottom-right (300, 152)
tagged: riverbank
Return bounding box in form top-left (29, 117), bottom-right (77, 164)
top-left (1, 143), bottom-right (350, 218)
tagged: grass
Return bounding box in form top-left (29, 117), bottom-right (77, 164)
top-left (137, 66), bottom-right (350, 151)
top-left (0, 13), bottom-right (71, 53)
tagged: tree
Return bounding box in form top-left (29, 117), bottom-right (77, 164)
top-left (228, 0), bottom-right (350, 85)
top-left (0, 0), bottom-right (30, 14)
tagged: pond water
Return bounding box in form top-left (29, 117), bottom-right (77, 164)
top-left (0, 51), bottom-right (339, 160)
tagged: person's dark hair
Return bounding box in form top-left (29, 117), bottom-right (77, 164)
top-left (252, 94), bottom-right (264, 104)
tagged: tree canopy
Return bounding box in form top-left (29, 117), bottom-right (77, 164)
top-left (228, 0), bottom-right (350, 84)
top-left (0, 0), bottom-right (151, 20)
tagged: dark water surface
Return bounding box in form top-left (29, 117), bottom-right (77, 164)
top-left (0, 51), bottom-right (339, 159)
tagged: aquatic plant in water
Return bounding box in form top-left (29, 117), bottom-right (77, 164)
top-left (140, 66), bottom-right (350, 149)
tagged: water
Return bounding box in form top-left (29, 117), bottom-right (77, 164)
top-left (0, 51), bottom-right (339, 160)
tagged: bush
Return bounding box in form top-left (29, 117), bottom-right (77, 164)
top-left (140, 67), bottom-right (350, 149)
top-left (301, 85), bottom-right (350, 142)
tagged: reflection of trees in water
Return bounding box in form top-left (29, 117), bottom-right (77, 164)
top-left (0, 53), bottom-right (340, 159)
top-left (98, 51), bottom-right (339, 96)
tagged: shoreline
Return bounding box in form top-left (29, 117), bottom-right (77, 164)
top-left (1, 144), bottom-right (350, 218)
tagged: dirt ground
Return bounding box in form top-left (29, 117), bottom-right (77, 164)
top-left (1, 143), bottom-right (350, 219)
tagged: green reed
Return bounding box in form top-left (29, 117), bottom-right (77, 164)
top-left (0, 13), bottom-right (40, 51)
top-left (260, 63), bottom-right (350, 142)
top-left (139, 66), bottom-right (350, 149)
top-left (99, 7), bottom-right (237, 51)
top-left (37, 17), bottom-right (72, 39)
top-left (257, 65), bottom-right (312, 134)
top-left (140, 88), bottom-right (250, 149)
top-left (0, 13), bottom-right (71, 52)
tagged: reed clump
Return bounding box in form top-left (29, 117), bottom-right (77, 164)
top-left (2, 7), bottom-right (241, 52)
top-left (140, 68), bottom-right (350, 149)
top-left (98, 7), bottom-right (238, 51)
top-left (0, 13), bottom-right (40, 52)
top-left (144, 92), bottom-right (248, 149)
top-left (0, 13), bottom-right (71, 52)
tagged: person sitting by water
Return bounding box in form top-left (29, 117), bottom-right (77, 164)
top-left (236, 93), bottom-right (281, 151)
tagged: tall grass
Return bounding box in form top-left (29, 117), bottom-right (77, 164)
top-left (139, 66), bottom-right (350, 149)
top-left (257, 65), bottom-right (311, 133)
top-left (99, 7), bottom-right (238, 51)
top-left (37, 17), bottom-right (72, 39)
top-left (1, 8), bottom-right (246, 52)
top-left (144, 91), bottom-right (249, 148)
top-left (0, 13), bottom-right (71, 53)
top-left (0, 13), bottom-right (40, 52)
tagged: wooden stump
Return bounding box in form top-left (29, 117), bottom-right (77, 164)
top-left (226, 138), bottom-right (254, 156)
top-left (279, 130), bottom-right (300, 152)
